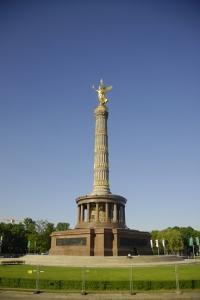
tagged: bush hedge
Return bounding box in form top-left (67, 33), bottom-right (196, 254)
top-left (0, 277), bottom-right (200, 291)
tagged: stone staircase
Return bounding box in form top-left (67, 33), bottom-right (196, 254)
top-left (20, 255), bottom-right (184, 267)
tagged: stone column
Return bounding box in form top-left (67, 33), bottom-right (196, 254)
top-left (123, 205), bottom-right (126, 224)
top-left (120, 205), bottom-right (123, 223)
top-left (87, 203), bottom-right (90, 222)
top-left (105, 203), bottom-right (108, 222)
top-left (77, 205), bottom-right (81, 223)
top-left (114, 203), bottom-right (117, 222)
top-left (91, 105), bottom-right (111, 195)
top-left (95, 202), bottom-right (99, 222)
top-left (80, 205), bottom-right (84, 222)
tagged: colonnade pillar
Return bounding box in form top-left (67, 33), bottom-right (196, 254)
top-left (87, 203), bottom-right (90, 222)
top-left (123, 205), bottom-right (126, 224)
top-left (77, 205), bottom-right (81, 223)
top-left (120, 205), bottom-right (123, 223)
top-left (113, 203), bottom-right (117, 222)
top-left (105, 203), bottom-right (108, 222)
top-left (80, 205), bottom-right (84, 222)
top-left (95, 202), bottom-right (99, 222)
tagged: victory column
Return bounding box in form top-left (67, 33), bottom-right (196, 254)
top-left (49, 80), bottom-right (152, 256)
top-left (75, 79), bottom-right (127, 229)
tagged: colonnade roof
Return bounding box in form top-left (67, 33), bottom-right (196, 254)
top-left (76, 194), bottom-right (127, 205)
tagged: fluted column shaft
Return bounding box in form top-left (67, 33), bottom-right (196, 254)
top-left (91, 105), bottom-right (111, 195)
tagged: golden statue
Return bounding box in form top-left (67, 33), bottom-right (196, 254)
top-left (92, 79), bottom-right (113, 105)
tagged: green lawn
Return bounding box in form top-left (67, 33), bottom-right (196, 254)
top-left (0, 264), bottom-right (199, 281)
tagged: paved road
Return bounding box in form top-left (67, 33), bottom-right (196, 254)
top-left (0, 291), bottom-right (200, 300)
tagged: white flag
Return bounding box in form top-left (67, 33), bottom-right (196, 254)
top-left (150, 240), bottom-right (153, 248)
top-left (162, 239), bottom-right (165, 247)
top-left (155, 239), bottom-right (159, 247)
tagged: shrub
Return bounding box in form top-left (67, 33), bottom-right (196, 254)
top-left (0, 277), bottom-right (200, 291)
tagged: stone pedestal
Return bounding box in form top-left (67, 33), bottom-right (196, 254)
top-left (49, 228), bottom-right (152, 256)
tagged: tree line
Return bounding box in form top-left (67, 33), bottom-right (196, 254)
top-left (0, 218), bottom-right (70, 255)
top-left (150, 226), bottom-right (200, 256)
top-left (0, 219), bottom-right (199, 256)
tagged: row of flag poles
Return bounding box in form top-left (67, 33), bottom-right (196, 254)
top-left (189, 237), bottom-right (199, 258)
top-left (150, 237), bottom-right (199, 256)
top-left (189, 237), bottom-right (199, 246)
top-left (150, 239), bottom-right (165, 255)
top-left (150, 239), bottom-right (165, 247)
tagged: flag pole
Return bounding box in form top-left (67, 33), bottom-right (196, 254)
top-left (193, 240), bottom-right (195, 259)
top-left (156, 240), bottom-right (159, 256)
top-left (162, 239), bottom-right (165, 255)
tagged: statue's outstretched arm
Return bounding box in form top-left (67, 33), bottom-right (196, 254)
top-left (92, 85), bottom-right (98, 93)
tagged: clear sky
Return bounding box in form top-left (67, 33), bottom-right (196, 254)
top-left (1, 0), bottom-right (200, 232)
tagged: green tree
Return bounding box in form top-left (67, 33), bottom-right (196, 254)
top-left (174, 226), bottom-right (200, 256)
top-left (0, 222), bottom-right (6, 253)
top-left (24, 218), bottom-right (37, 253)
top-left (35, 220), bottom-right (55, 253)
top-left (43, 222), bottom-right (55, 251)
top-left (0, 218), bottom-right (71, 255)
top-left (55, 222), bottom-right (70, 231)
top-left (11, 223), bottom-right (27, 253)
top-left (24, 218), bottom-right (36, 234)
top-left (24, 218), bottom-right (55, 253)
top-left (157, 228), bottom-right (184, 255)
top-left (0, 222), bottom-right (27, 254)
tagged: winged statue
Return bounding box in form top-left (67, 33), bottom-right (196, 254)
top-left (92, 79), bottom-right (113, 105)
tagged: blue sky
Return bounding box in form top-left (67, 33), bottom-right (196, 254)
top-left (1, 0), bottom-right (200, 232)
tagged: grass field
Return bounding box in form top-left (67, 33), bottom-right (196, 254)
top-left (0, 264), bottom-right (199, 281)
